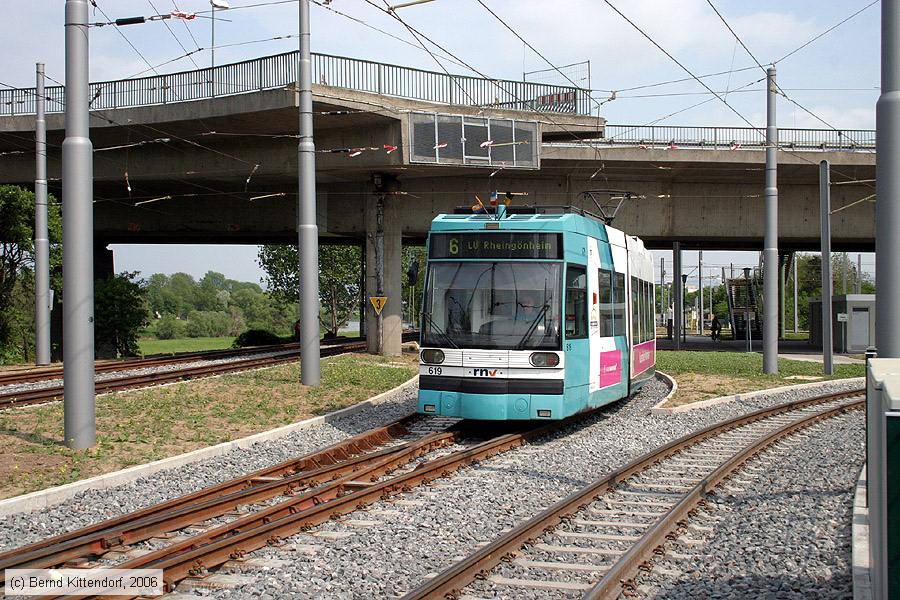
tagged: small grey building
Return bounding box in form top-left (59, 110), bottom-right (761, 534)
top-left (809, 294), bottom-right (876, 352)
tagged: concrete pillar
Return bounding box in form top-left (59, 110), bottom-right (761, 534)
top-left (673, 242), bottom-right (683, 350)
top-left (359, 242), bottom-right (366, 338)
top-left (50, 293), bottom-right (63, 362)
top-left (93, 244), bottom-right (115, 280)
top-left (780, 259), bottom-right (786, 339)
top-left (365, 190), bottom-right (402, 356)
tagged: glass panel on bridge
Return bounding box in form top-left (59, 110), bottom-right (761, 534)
top-left (409, 112), bottom-right (539, 169)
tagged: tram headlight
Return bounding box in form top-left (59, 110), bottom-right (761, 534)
top-left (421, 349), bottom-right (445, 364)
top-left (530, 352), bottom-right (560, 367)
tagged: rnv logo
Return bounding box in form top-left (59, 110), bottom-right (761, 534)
top-left (473, 369), bottom-right (499, 377)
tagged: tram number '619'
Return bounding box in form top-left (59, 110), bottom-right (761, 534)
top-left (427, 366), bottom-right (443, 375)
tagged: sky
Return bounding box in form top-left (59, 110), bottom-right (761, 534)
top-left (2, 0), bottom-right (881, 286)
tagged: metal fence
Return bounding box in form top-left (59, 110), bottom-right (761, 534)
top-left (0, 51), bottom-right (592, 117)
top-left (597, 124), bottom-right (876, 152)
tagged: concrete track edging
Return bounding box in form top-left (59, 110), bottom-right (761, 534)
top-left (853, 464), bottom-right (872, 600)
top-left (653, 371), bottom-right (677, 405)
top-left (649, 376), bottom-right (865, 415)
top-left (0, 374), bottom-right (420, 518)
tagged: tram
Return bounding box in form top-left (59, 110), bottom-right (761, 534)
top-left (417, 203), bottom-right (655, 420)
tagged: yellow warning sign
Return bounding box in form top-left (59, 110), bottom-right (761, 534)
top-left (370, 296), bottom-right (387, 315)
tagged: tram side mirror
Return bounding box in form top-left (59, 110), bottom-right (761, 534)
top-left (407, 261), bottom-right (419, 287)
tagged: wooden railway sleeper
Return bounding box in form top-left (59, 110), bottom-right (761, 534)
top-left (101, 535), bottom-right (123, 550)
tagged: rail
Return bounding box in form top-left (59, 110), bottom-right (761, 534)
top-left (595, 124), bottom-right (876, 152)
top-left (0, 51), bottom-right (592, 117)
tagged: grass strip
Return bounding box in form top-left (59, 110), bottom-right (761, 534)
top-left (0, 350), bottom-right (418, 500)
top-left (657, 350), bottom-right (863, 407)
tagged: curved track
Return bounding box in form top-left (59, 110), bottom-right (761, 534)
top-left (1, 408), bottom-right (602, 599)
top-left (401, 387), bottom-right (864, 600)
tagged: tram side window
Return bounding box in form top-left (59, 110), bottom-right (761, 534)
top-left (566, 265), bottom-right (588, 339)
top-left (613, 272), bottom-right (626, 336)
top-left (631, 276), bottom-right (641, 343)
top-left (597, 268), bottom-right (613, 336)
top-left (638, 279), bottom-right (644, 343)
top-left (648, 282), bottom-right (655, 340)
top-left (644, 280), bottom-right (651, 342)
top-left (639, 278), bottom-right (647, 343)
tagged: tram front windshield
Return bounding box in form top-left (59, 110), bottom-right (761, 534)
top-left (422, 262), bottom-right (561, 350)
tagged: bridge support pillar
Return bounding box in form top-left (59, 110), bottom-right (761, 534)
top-left (94, 244), bottom-right (114, 280)
top-left (673, 242), bottom-right (683, 350)
top-left (365, 182), bottom-right (402, 356)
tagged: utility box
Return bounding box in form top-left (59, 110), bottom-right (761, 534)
top-left (867, 358), bottom-right (900, 599)
top-left (809, 294), bottom-right (875, 352)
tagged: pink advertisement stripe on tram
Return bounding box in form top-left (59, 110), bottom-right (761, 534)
top-left (599, 349), bottom-right (622, 388)
top-left (632, 339), bottom-right (656, 376)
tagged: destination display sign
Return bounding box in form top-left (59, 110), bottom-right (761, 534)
top-left (429, 233), bottom-right (562, 259)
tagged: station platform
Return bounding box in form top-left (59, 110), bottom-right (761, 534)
top-left (656, 333), bottom-right (865, 364)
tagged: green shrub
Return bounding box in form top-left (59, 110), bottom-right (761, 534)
top-left (185, 310), bottom-right (231, 338)
top-left (154, 315), bottom-right (185, 340)
top-left (232, 329), bottom-right (284, 347)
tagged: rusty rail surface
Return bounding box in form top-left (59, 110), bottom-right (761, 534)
top-left (0, 332), bottom-right (417, 409)
top-left (0, 342), bottom-right (304, 386)
top-left (0, 414), bottom-right (422, 578)
top-left (585, 398), bottom-right (862, 599)
top-left (29, 406), bottom-right (598, 599)
top-left (401, 388), bottom-right (864, 600)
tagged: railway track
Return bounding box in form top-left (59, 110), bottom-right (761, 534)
top-left (0, 408), bottom-right (599, 599)
top-left (0, 332), bottom-right (417, 409)
top-left (0, 334), bottom-right (384, 387)
top-left (402, 387), bottom-right (864, 600)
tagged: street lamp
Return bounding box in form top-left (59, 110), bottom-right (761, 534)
top-left (743, 267), bottom-right (752, 352)
top-left (210, 0), bottom-right (229, 95)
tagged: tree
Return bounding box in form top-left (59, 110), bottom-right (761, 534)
top-left (402, 245), bottom-right (426, 326)
top-left (0, 185), bottom-right (62, 360)
top-left (94, 272), bottom-right (150, 357)
top-left (196, 271), bottom-right (228, 311)
top-left (258, 244), bottom-right (361, 337)
top-left (146, 273), bottom-right (183, 317)
top-left (785, 253), bottom-right (875, 331)
top-left (168, 273), bottom-right (198, 317)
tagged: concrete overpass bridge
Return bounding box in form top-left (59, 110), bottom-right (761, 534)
top-left (0, 51), bottom-right (876, 352)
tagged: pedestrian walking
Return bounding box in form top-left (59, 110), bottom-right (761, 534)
top-left (710, 314), bottom-right (722, 342)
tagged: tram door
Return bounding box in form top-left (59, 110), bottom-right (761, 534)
top-left (564, 263), bottom-right (590, 411)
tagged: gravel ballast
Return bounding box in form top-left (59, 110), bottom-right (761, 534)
top-left (202, 379), bottom-right (858, 599)
top-left (0, 376), bottom-right (864, 599)
top-left (0, 383), bottom-right (418, 552)
top-left (641, 411), bottom-right (864, 600)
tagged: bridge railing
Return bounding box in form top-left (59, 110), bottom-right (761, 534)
top-left (0, 51), bottom-right (592, 117)
top-left (597, 124), bottom-right (876, 152)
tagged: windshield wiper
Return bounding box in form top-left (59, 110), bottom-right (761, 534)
top-left (422, 311), bottom-right (459, 349)
top-left (515, 302), bottom-right (551, 350)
